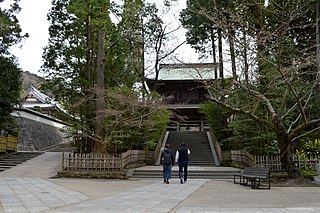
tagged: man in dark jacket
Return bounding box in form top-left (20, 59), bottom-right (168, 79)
top-left (175, 142), bottom-right (191, 184)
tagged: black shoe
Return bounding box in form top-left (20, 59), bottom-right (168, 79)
top-left (164, 179), bottom-right (167, 183)
top-left (180, 178), bottom-right (183, 184)
top-left (166, 180), bottom-right (169, 184)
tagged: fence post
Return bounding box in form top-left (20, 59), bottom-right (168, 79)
top-left (61, 152), bottom-right (64, 171)
top-left (120, 152), bottom-right (124, 170)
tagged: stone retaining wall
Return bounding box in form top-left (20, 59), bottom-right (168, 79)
top-left (15, 117), bottom-right (69, 151)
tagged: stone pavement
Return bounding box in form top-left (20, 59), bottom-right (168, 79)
top-left (47, 179), bottom-right (207, 213)
top-left (0, 177), bottom-right (89, 212)
top-left (0, 152), bottom-right (320, 213)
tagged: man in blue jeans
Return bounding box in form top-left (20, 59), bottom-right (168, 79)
top-left (175, 142), bottom-right (191, 184)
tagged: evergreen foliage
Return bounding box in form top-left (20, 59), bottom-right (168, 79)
top-left (0, 0), bottom-right (25, 135)
top-left (200, 101), bottom-right (227, 142)
top-left (0, 57), bottom-right (21, 135)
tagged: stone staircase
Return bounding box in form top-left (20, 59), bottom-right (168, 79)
top-left (129, 131), bottom-right (241, 179)
top-left (0, 152), bottom-right (43, 172)
top-left (166, 131), bottom-right (215, 166)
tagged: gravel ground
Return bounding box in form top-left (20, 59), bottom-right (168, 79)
top-left (170, 179), bottom-right (320, 212)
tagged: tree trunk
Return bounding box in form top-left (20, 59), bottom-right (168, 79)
top-left (85, 16), bottom-right (94, 153)
top-left (280, 144), bottom-right (299, 178)
top-left (277, 130), bottom-right (299, 178)
top-left (94, 30), bottom-right (105, 153)
top-left (141, 19), bottom-right (146, 97)
top-left (211, 30), bottom-right (218, 98)
top-left (153, 27), bottom-right (164, 91)
top-left (228, 29), bottom-right (237, 80)
top-left (243, 30), bottom-right (249, 83)
top-left (153, 36), bottom-right (160, 91)
top-left (218, 29), bottom-right (224, 101)
top-left (317, 0), bottom-right (320, 74)
top-left (316, 1), bottom-right (320, 118)
top-left (154, 60), bottom-right (159, 91)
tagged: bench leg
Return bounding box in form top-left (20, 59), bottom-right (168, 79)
top-left (251, 178), bottom-right (258, 189)
top-left (234, 175), bottom-right (242, 184)
top-left (241, 177), bottom-right (250, 186)
top-left (251, 178), bottom-right (271, 189)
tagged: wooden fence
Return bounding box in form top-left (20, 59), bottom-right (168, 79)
top-left (0, 135), bottom-right (18, 153)
top-left (121, 150), bottom-right (153, 169)
top-left (61, 150), bottom-right (154, 172)
top-left (222, 150), bottom-right (255, 166)
top-left (255, 155), bottom-right (283, 171)
top-left (255, 155), bottom-right (320, 172)
top-left (62, 152), bottom-right (121, 172)
top-left (293, 156), bottom-right (320, 169)
top-left (225, 150), bottom-right (320, 172)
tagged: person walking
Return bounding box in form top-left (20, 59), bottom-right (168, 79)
top-left (175, 142), bottom-right (190, 184)
top-left (161, 144), bottom-right (174, 184)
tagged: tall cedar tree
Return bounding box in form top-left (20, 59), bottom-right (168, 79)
top-left (42, 0), bottom-right (125, 152)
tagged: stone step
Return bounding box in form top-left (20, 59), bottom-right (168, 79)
top-left (0, 152), bottom-right (43, 172)
top-left (165, 131), bottom-right (217, 166)
top-left (189, 155), bottom-right (214, 158)
top-left (0, 165), bottom-right (12, 169)
top-left (131, 169), bottom-right (240, 179)
top-left (190, 156), bottom-right (214, 158)
top-left (40, 142), bottom-right (74, 152)
top-left (189, 162), bottom-right (215, 165)
top-left (190, 159), bottom-right (215, 162)
top-left (0, 162), bottom-right (18, 166)
top-left (132, 175), bottom-right (235, 179)
top-left (189, 161), bottom-right (215, 164)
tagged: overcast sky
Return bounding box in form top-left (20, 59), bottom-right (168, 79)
top-left (10, 0), bottom-right (204, 77)
top-left (10, 0), bottom-right (51, 76)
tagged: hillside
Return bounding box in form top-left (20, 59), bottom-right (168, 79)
top-left (22, 71), bottom-right (46, 89)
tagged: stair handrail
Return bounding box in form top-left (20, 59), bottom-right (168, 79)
top-left (153, 129), bottom-right (168, 165)
top-left (207, 131), bottom-right (221, 166)
top-left (208, 131), bottom-right (223, 164)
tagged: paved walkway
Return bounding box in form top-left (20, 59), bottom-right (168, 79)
top-left (0, 177), bottom-right (89, 212)
top-left (0, 152), bottom-right (320, 213)
top-left (48, 179), bottom-right (207, 213)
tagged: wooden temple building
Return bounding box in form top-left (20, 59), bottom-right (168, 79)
top-left (146, 63), bottom-right (217, 131)
top-left (16, 85), bottom-right (69, 126)
top-left (20, 85), bottom-right (66, 116)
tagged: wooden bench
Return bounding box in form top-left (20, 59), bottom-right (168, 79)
top-left (233, 167), bottom-right (271, 189)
